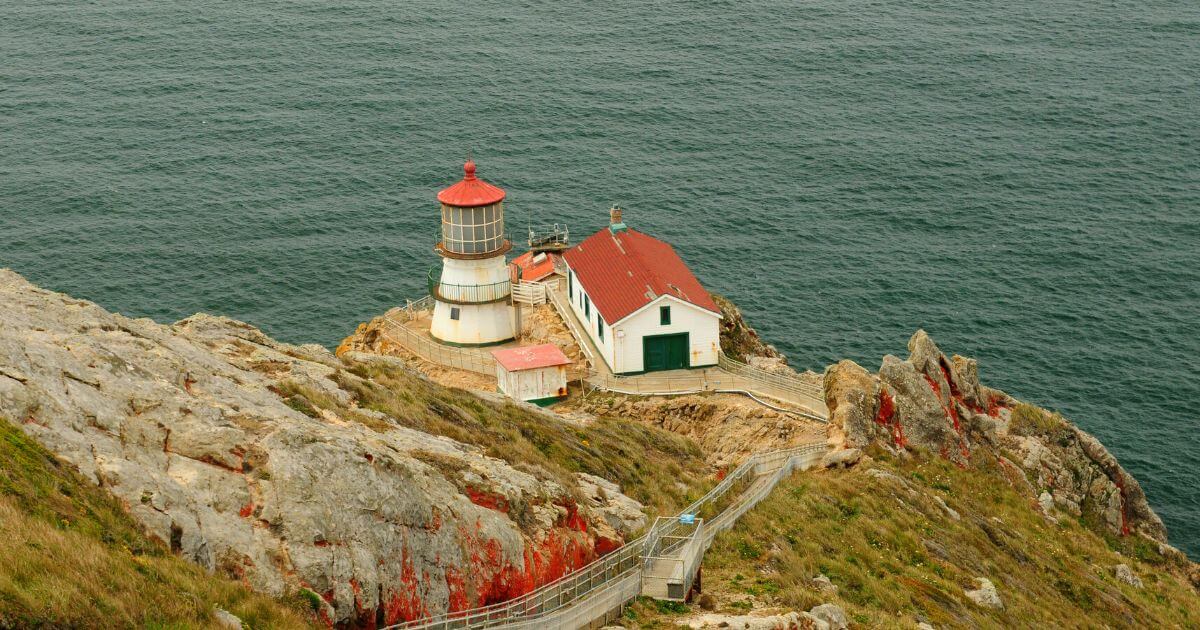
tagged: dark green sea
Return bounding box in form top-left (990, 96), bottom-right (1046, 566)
top-left (1, 1), bottom-right (1197, 556)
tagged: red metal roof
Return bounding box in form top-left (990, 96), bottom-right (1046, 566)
top-left (437, 160), bottom-right (506, 207)
top-left (510, 251), bottom-right (559, 283)
top-left (491, 343), bottom-right (571, 371)
top-left (562, 227), bottom-right (720, 324)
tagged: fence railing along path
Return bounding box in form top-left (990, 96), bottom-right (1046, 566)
top-left (377, 297), bottom-right (497, 376)
top-left (375, 292), bottom-right (829, 420)
top-left (384, 442), bottom-right (828, 630)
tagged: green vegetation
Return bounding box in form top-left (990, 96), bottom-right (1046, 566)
top-left (635, 448), bottom-right (1198, 628)
top-left (334, 360), bottom-right (712, 515)
top-left (0, 418), bottom-right (315, 628)
top-left (1009, 402), bottom-right (1069, 438)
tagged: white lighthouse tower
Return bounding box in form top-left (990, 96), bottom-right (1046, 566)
top-left (429, 160), bottom-right (516, 346)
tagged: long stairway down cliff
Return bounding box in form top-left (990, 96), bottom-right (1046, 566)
top-left (386, 443), bottom-right (829, 630)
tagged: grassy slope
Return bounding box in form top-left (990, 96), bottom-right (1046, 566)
top-left (0, 419), bottom-right (316, 629)
top-left (322, 359), bottom-right (714, 516)
top-left (628, 448), bottom-right (1199, 629)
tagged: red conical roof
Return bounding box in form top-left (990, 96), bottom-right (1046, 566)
top-left (437, 160), bottom-right (506, 207)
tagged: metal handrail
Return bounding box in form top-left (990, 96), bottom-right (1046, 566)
top-left (527, 225), bottom-right (569, 249)
top-left (385, 442), bottom-right (828, 630)
top-left (717, 352), bottom-right (824, 398)
top-left (377, 313), bottom-right (497, 376)
top-left (428, 268), bottom-right (512, 305)
top-left (583, 369), bottom-right (828, 423)
top-left (545, 285), bottom-right (597, 369)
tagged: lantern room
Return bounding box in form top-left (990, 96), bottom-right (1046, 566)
top-left (435, 160), bottom-right (511, 257)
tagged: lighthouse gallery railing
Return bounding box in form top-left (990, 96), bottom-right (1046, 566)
top-left (427, 268), bottom-right (512, 305)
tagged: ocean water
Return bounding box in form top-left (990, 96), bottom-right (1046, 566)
top-left (1, 0), bottom-right (1197, 555)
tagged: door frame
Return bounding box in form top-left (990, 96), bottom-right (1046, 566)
top-left (641, 332), bottom-right (690, 372)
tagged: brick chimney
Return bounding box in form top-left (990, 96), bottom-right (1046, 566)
top-left (610, 205), bottom-right (623, 226)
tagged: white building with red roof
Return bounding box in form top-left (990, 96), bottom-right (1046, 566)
top-left (562, 207), bottom-right (722, 374)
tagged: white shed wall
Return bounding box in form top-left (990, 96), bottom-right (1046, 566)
top-left (495, 364), bottom-right (568, 403)
top-left (566, 268), bottom-right (619, 372)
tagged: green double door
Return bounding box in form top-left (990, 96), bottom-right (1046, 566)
top-left (642, 333), bottom-right (689, 372)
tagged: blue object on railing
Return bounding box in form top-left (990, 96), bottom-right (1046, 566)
top-left (679, 513), bottom-right (696, 525)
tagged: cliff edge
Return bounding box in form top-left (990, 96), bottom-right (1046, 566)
top-left (0, 270), bottom-right (673, 626)
top-left (823, 330), bottom-right (1170, 546)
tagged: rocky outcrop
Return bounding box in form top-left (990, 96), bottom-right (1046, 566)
top-left (1113, 564), bottom-right (1144, 588)
top-left (0, 270), bottom-right (641, 626)
top-left (823, 329), bottom-right (1167, 543)
top-left (822, 360), bottom-right (880, 449)
top-left (964, 577), bottom-right (1003, 609)
top-left (712, 294), bottom-right (784, 363)
top-left (807, 603), bottom-right (849, 629)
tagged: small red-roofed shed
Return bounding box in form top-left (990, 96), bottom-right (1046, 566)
top-left (490, 344), bottom-right (571, 405)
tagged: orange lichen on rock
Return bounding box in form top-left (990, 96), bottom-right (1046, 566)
top-left (465, 487), bottom-right (510, 513)
top-left (455, 518), bottom-right (597, 610)
top-left (874, 388), bottom-right (906, 448)
top-left (382, 546), bottom-right (429, 625)
top-left (445, 567), bottom-right (469, 612)
top-left (557, 500), bottom-right (588, 533)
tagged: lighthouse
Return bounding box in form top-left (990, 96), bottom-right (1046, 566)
top-left (429, 160), bottom-right (517, 346)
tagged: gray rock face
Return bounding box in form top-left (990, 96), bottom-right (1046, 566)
top-left (576, 472), bottom-right (647, 535)
top-left (822, 360), bottom-right (881, 449)
top-left (820, 447), bottom-right (862, 469)
top-left (1013, 421), bottom-right (1167, 542)
top-left (213, 607), bottom-right (244, 629)
top-left (878, 354), bottom-right (968, 463)
top-left (1113, 564), bottom-right (1144, 588)
top-left (964, 577), bottom-right (1003, 609)
top-left (812, 574), bottom-right (838, 594)
top-left (822, 328), bottom-right (1169, 544)
top-left (933, 495), bottom-right (960, 521)
top-left (1038, 491), bottom-right (1055, 517)
top-left (0, 270), bottom-right (641, 626)
top-left (808, 603), bottom-right (849, 629)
